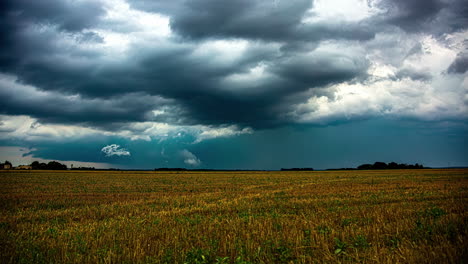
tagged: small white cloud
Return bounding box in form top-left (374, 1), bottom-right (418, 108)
top-left (180, 149), bottom-right (201, 166)
top-left (101, 144), bottom-right (131, 157)
top-left (194, 125), bottom-right (253, 143)
top-left (303, 0), bottom-right (381, 24)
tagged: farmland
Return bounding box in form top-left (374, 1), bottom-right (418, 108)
top-left (0, 169), bottom-right (467, 263)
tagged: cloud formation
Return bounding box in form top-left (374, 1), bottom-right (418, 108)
top-left (101, 144), bottom-right (131, 157)
top-left (0, 0), bottom-right (466, 144)
top-left (448, 53), bottom-right (468, 74)
top-left (181, 149), bottom-right (201, 166)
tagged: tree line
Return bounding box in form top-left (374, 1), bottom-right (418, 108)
top-left (30, 161), bottom-right (67, 170)
top-left (357, 162), bottom-right (424, 170)
top-left (326, 162), bottom-right (425, 171)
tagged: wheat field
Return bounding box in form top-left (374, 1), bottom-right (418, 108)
top-left (0, 169), bottom-right (466, 263)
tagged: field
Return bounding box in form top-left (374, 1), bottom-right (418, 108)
top-left (0, 169), bottom-right (467, 263)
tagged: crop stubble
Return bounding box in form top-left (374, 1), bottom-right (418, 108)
top-left (0, 169), bottom-right (466, 263)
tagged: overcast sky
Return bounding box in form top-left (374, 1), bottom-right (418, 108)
top-left (0, 0), bottom-right (467, 169)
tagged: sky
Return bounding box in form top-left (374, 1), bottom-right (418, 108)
top-left (0, 0), bottom-right (467, 170)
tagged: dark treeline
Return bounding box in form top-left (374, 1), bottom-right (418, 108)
top-left (357, 162), bottom-right (424, 170)
top-left (327, 162), bottom-right (425, 171)
top-left (31, 161), bottom-right (67, 170)
top-left (70, 167), bottom-right (96, 171)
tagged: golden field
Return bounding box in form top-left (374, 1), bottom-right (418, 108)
top-left (0, 169), bottom-right (467, 263)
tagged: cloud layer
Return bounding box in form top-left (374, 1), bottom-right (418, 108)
top-left (0, 0), bottom-right (466, 165)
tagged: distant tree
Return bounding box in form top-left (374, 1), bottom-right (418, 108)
top-left (388, 162), bottom-right (398, 169)
top-left (373, 162), bottom-right (388, 169)
top-left (1, 160), bottom-right (13, 169)
top-left (31, 161), bottom-right (47, 169)
top-left (47, 161), bottom-right (67, 170)
top-left (30, 161), bottom-right (67, 170)
top-left (31, 161), bottom-right (40, 169)
top-left (357, 164), bottom-right (373, 170)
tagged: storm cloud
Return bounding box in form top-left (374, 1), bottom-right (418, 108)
top-left (0, 0), bottom-right (467, 169)
top-left (448, 53), bottom-right (468, 74)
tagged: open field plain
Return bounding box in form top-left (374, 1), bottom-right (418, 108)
top-left (0, 169), bottom-right (467, 263)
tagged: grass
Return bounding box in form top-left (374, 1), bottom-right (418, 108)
top-left (0, 169), bottom-right (467, 263)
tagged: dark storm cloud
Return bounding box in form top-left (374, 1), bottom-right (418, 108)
top-left (378, 0), bottom-right (445, 32)
top-left (6, 50), bottom-right (365, 128)
top-left (0, 76), bottom-right (174, 125)
top-left (127, 40), bottom-right (367, 128)
top-left (133, 0), bottom-right (467, 42)
top-left (0, 0), bottom-right (105, 72)
top-left (448, 53), bottom-right (468, 74)
top-left (0, 0), bottom-right (369, 129)
top-left (376, 0), bottom-right (468, 34)
top-left (1, 0), bottom-right (105, 32)
top-left (164, 0), bottom-right (375, 43)
top-left (169, 0), bottom-right (311, 40)
top-left (393, 69), bottom-right (432, 81)
top-left (272, 53), bottom-right (368, 87)
top-left (0, 0), bottom-right (465, 131)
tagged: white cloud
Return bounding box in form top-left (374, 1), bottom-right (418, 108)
top-left (221, 62), bottom-right (274, 91)
top-left (191, 39), bottom-right (249, 66)
top-left (194, 125), bottom-right (253, 143)
top-left (289, 75), bottom-right (467, 124)
top-left (101, 144), bottom-right (131, 156)
top-left (88, 0), bottom-right (172, 56)
top-left (0, 114), bottom-right (254, 144)
top-left (0, 114), bottom-right (103, 142)
top-left (110, 122), bottom-right (254, 143)
top-left (180, 149), bottom-right (201, 166)
top-left (287, 30), bottom-right (468, 124)
top-left (303, 0), bottom-right (383, 23)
